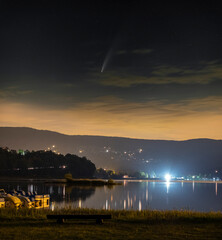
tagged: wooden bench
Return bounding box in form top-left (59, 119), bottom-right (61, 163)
top-left (47, 214), bottom-right (112, 224)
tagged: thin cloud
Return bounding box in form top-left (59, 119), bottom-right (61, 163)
top-left (115, 48), bottom-right (153, 55)
top-left (115, 50), bottom-right (128, 55)
top-left (0, 87), bottom-right (33, 98)
top-left (96, 61), bottom-right (222, 87)
top-left (1, 96), bottom-right (222, 140)
top-left (73, 95), bottom-right (222, 118)
top-left (132, 49), bottom-right (153, 54)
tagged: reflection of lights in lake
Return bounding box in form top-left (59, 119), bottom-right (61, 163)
top-left (6, 180), bottom-right (222, 211)
top-left (146, 187), bottom-right (148, 201)
top-left (106, 200), bottom-right (108, 210)
top-left (50, 201), bottom-right (55, 211)
top-left (124, 200), bottom-right (126, 209)
top-left (78, 199), bottom-right (81, 208)
top-left (166, 181), bottom-right (170, 194)
top-left (62, 185), bottom-right (65, 198)
top-left (28, 184), bottom-right (34, 193)
top-left (49, 186), bottom-right (53, 194)
top-left (139, 200), bottom-right (142, 211)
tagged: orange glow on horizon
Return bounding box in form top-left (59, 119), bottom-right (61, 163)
top-left (1, 99), bottom-right (222, 140)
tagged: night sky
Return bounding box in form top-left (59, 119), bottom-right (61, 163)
top-left (1, 1), bottom-right (222, 140)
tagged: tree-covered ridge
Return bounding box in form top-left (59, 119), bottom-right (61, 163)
top-left (0, 147), bottom-right (96, 178)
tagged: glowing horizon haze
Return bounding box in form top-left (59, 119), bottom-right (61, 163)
top-left (1, 2), bottom-right (222, 140)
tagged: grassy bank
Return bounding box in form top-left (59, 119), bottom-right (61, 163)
top-left (1, 208), bottom-right (222, 239)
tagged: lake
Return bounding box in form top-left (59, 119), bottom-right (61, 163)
top-left (0, 180), bottom-right (222, 212)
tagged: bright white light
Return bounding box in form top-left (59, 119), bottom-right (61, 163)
top-left (165, 174), bottom-right (171, 182)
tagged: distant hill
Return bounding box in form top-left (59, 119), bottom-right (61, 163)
top-left (0, 127), bottom-right (222, 176)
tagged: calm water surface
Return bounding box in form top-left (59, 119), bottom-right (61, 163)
top-left (1, 180), bottom-right (222, 212)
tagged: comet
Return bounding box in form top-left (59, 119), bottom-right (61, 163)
top-left (101, 47), bottom-right (114, 73)
top-left (101, 35), bottom-right (122, 73)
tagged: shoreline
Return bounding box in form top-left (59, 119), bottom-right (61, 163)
top-left (117, 179), bottom-right (222, 184)
top-left (0, 178), bottom-right (222, 184)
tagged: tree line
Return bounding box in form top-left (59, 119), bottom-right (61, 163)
top-left (0, 147), bottom-right (96, 178)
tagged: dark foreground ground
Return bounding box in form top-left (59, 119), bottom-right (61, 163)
top-left (1, 209), bottom-right (222, 239)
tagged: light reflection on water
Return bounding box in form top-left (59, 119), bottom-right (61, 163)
top-left (1, 180), bottom-right (222, 212)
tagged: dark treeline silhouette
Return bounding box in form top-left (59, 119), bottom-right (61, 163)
top-left (0, 147), bottom-right (96, 178)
